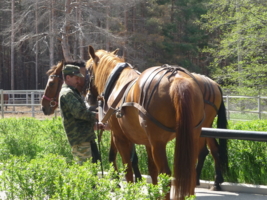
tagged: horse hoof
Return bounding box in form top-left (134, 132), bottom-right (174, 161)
top-left (210, 185), bottom-right (222, 191)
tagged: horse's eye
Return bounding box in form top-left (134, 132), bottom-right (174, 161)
top-left (49, 82), bottom-right (54, 87)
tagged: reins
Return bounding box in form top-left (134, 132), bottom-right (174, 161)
top-left (96, 122), bottom-right (104, 177)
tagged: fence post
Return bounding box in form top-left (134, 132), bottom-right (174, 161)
top-left (54, 109), bottom-right (57, 118)
top-left (258, 95), bottom-right (261, 119)
top-left (31, 92), bottom-right (35, 118)
top-left (226, 95), bottom-right (230, 120)
top-left (26, 91), bottom-right (29, 104)
top-left (12, 91), bottom-right (15, 111)
top-left (1, 89), bottom-right (4, 118)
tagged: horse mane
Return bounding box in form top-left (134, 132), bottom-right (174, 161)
top-left (94, 50), bottom-right (125, 93)
top-left (46, 62), bottom-right (61, 75)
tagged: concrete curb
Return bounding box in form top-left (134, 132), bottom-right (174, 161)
top-left (199, 180), bottom-right (267, 195)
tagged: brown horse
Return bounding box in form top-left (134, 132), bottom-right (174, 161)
top-left (41, 60), bottom-right (88, 115)
top-left (41, 54), bottom-right (228, 191)
top-left (87, 46), bottom-right (205, 200)
top-left (87, 48), bottom-right (228, 190)
top-left (192, 74), bottom-right (228, 190)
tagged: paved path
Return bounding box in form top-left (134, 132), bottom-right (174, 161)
top-left (195, 187), bottom-right (267, 200)
top-left (168, 180), bottom-right (267, 200)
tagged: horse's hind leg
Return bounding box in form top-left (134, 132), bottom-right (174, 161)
top-left (109, 136), bottom-right (142, 182)
top-left (196, 138), bottom-right (209, 186)
top-left (207, 138), bottom-right (224, 191)
top-left (149, 143), bottom-right (171, 200)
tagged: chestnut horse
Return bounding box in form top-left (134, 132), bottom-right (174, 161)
top-left (41, 55), bottom-right (228, 192)
top-left (87, 48), bottom-right (228, 190)
top-left (87, 46), bottom-right (205, 200)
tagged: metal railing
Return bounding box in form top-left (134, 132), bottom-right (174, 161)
top-left (201, 127), bottom-right (267, 142)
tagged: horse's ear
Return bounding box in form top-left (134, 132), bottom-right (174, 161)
top-left (55, 60), bottom-right (65, 74)
top-left (88, 45), bottom-right (99, 64)
top-left (111, 48), bottom-right (119, 55)
top-left (88, 46), bottom-right (95, 57)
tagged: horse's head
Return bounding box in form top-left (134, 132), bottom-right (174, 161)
top-left (86, 46), bottom-right (120, 106)
top-left (41, 60), bottom-right (88, 115)
top-left (41, 61), bottom-right (64, 115)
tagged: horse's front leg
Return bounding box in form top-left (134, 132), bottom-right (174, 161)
top-left (145, 145), bottom-right (158, 185)
top-left (111, 134), bottom-right (134, 183)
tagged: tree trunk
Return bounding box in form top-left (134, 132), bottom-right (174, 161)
top-left (11, 0), bottom-right (15, 90)
top-left (78, 0), bottom-right (84, 60)
top-left (123, 1), bottom-right (128, 58)
top-left (106, 1), bottom-right (110, 51)
top-left (49, 0), bottom-right (55, 67)
top-left (61, 0), bottom-right (73, 62)
top-left (35, 0), bottom-right (39, 89)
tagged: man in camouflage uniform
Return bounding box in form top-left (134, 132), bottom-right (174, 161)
top-left (59, 64), bottom-right (104, 165)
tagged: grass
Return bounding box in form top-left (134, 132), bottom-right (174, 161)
top-left (0, 117), bottom-right (267, 186)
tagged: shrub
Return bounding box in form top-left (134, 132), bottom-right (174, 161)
top-left (0, 154), bottom-right (171, 200)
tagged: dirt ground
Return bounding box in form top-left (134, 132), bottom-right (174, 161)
top-left (0, 106), bottom-right (60, 120)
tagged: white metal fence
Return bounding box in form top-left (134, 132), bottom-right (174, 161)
top-left (1, 89), bottom-right (267, 121)
top-left (0, 89), bottom-right (59, 118)
top-left (224, 95), bottom-right (267, 121)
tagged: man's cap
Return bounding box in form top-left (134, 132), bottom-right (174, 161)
top-left (62, 64), bottom-right (84, 77)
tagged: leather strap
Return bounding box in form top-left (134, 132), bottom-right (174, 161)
top-left (102, 63), bottom-right (130, 101)
top-left (101, 79), bottom-right (136, 123)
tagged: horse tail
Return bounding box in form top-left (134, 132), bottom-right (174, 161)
top-left (217, 87), bottom-right (229, 172)
top-left (170, 78), bottom-right (199, 200)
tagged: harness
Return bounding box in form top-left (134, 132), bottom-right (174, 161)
top-left (42, 74), bottom-right (63, 107)
top-left (98, 64), bottom-right (207, 132)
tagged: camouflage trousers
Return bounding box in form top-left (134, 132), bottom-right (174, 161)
top-left (72, 142), bottom-right (92, 165)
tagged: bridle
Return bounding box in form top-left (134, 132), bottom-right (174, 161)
top-left (87, 63), bottom-right (95, 91)
top-left (42, 74), bottom-right (63, 107)
top-left (86, 63), bottom-right (98, 99)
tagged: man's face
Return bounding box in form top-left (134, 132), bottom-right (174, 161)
top-left (66, 75), bottom-right (80, 89)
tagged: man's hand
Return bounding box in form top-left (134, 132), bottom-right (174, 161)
top-left (94, 122), bottom-right (110, 131)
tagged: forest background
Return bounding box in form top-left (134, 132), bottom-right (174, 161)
top-left (1, 0), bottom-right (267, 96)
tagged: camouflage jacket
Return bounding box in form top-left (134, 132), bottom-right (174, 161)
top-left (59, 83), bottom-right (96, 146)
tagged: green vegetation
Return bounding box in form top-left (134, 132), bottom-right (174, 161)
top-left (0, 117), bottom-right (267, 199)
top-left (201, 120), bottom-right (267, 185)
top-left (199, 0), bottom-right (267, 95)
top-left (1, 155), bottom-right (171, 200)
top-left (0, 117), bottom-right (184, 200)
